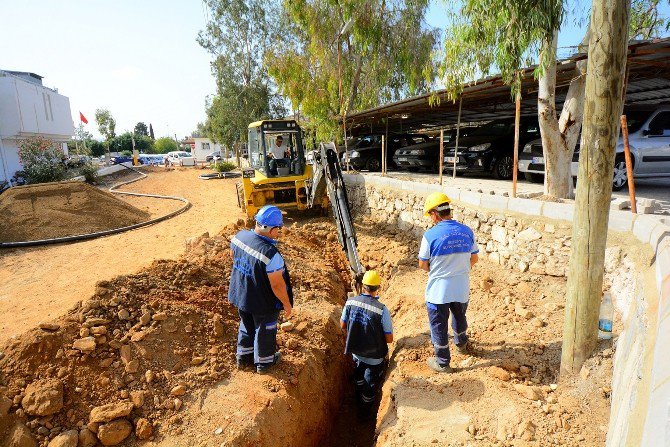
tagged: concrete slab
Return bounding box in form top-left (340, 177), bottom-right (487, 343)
top-left (608, 210), bottom-right (637, 233)
top-left (443, 186), bottom-right (461, 202)
top-left (632, 215), bottom-right (662, 245)
top-left (458, 190), bottom-right (482, 207)
top-left (650, 221), bottom-right (670, 249)
top-left (479, 194), bottom-right (510, 212)
top-left (508, 197), bottom-right (543, 216)
top-left (641, 376), bottom-right (670, 446)
top-left (542, 201), bottom-right (575, 222)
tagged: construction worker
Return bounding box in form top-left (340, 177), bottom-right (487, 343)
top-left (419, 192), bottom-right (479, 373)
top-left (228, 205), bottom-right (293, 374)
top-left (340, 270), bottom-right (393, 417)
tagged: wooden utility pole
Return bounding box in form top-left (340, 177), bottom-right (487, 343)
top-left (560, 0), bottom-right (631, 376)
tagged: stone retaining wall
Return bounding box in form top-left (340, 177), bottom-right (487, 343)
top-left (343, 173), bottom-right (670, 447)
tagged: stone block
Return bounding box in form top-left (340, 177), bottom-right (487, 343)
top-left (632, 215), bottom-right (662, 245)
top-left (443, 186), bottom-right (461, 202)
top-left (650, 221), bottom-right (670, 250)
top-left (508, 197), bottom-right (543, 216)
top-left (542, 202), bottom-right (575, 222)
top-left (491, 226), bottom-right (507, 244)
top-left (641, 377), bottom-right (670, 445)
top-left (480, 194), bottom-right (510, 212)
top-left (608, 210), bottom-right (636, 233)
top-left (459, 190), bottom-right (482, 207)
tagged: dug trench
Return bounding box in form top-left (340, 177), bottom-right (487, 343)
top-left (1, 216), bottom-right (619, 447)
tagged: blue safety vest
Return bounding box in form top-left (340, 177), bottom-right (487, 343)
top-left (344, 294), bottom-right (388, 359)
top-left (228, 230), bottom-right (293, 314)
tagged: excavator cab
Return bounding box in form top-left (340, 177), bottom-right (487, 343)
top-left (237, 120), bottom-right (323, 218)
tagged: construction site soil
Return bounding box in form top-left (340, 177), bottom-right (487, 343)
top-left (0, 169), bottom-right (625, 447)
top-left (0, 182), bottom-right (150, 243)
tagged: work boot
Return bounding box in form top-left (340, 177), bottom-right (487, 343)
top-left (427, 357), bottom-right (456, 373)
top-left (455, 341), bottom-right (470, 355)
top-left (236, 357), bottom-right (253, 370)
top-left (256, 352), bottom-right (282, 374)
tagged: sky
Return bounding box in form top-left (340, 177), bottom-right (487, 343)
top-left (2, 1), bottom-right (668, 141)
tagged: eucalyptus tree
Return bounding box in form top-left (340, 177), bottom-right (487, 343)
top-left (95, 108), bottom-right (116, 157)
top-left (266, 0), bottom-right (439, 140)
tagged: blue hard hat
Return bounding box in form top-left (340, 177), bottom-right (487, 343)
top-left (255, 205), bottom-right (284, 227)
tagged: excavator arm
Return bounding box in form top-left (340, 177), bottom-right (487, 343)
top-left (309, 143), bottom-right (365, 287)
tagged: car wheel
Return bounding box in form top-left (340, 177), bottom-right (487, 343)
top-left (493, 155), bottom-right (514, 180)
top-left (612, 155), bottom-right (629, 191)
top-left (524, 172), bottom-right (544, 183)
top-left (365, 158), bottom-right (382, 171)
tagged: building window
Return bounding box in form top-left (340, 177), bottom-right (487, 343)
top-left (202, 142), bottom-right (210, 151)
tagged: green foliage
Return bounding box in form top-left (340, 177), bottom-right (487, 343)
top-left (191, 122), bottom-right (207, 138)
top-left (17, 137), bottom-right (68, 184)
top-left (94, 109), bottom-right (116, 142)
top-left (134, 122), bottom-right (149, 137)
top-left (78, 161), bottom-right (99, 184)
top-left (213, 161), bottom-right (237, 172)
top-left (89, 140), bottom-right (107, 157)
top-left (71, 124), bottom-right (93, 156)
top-left (121, 150), bottom-right (132, 157)
top-left (154, 137), bottom-right (179, 154)
top-left (109, 132), bottom-right (155, 154)
top-left (267, 0), bottom-right (439, 141)
top-left (630, 0), bottom-right (669, 38)
top-left (198, 0), bottom-right (286, 147)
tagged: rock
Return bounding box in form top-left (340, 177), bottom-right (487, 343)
top-left (190, 357), bottom-right (205, 366)
top-left (47, 430), bottom-right (78, 447)
top-left (1, 396), bottom-right (12, 416)
top-left (97, 419), bottom-right (132, 446)
top-left (544, 223), bottom-right (556, 233)
top-left (174, 398), bottom-right (183, 410)
top-left (124, 360), bottom-right (139, 374)
top-left (135, 418), bottom-right (153, 440)
top-left (214, 427), bottom-right (224, 435)
top-left (531, 318), bottom-right (544, 328)
top-left (139, 312), bottom-right (151, 325)
top-left (514, 302), bottom-right (534, 320)
top-left (78, 429), bottom-right (97, 447)
top-left (86, 422), bottom-right (100, 434)
top-left (130, 391), bottom-right (145, 408)
top-left (145, 370), bottom-right (155, 384)
top-left (170, 385), bottom-right (187, 397)
top-left (480, 276), bottom-right (494, 292)
top-left (514, 384), bottom-right (542, 401)
top-left (580, 365), bottom-right (590, 380)
top-left (517, 227), bottom-right (543, 242)
top-left (487, 366), bottom-right (511, 381)
top-left (516, 419), bottom-right (536, 441)
top-left (152, 312), bottom-right (168, 321)
top-left (89, 401), bottom-right (134, 423)
top-left (280, 321), bottom-right (294, 332)
top-left (117, 309), bottom-right (130, 320)
top-left (90, 326), bottom-right (107, 336)
top-left (119, 345), bottom-right (131, 364)
top-left (5, 422), bottom-right (37, 447)
top-left (73, 337), bottom-right (96, 353)
top-left (519, 365), bottom-right (531, 375)
top-left (550, 383), bottom-right (558, 391)
top-left (21, 379), bottom-right (64, 416)
top-left (212, 316), bottom-right (224, 338)
top-left (38, 323), bottom-right (61, 331)
top-left (518, 261), bottom-right (529, 272)
top-left (491, 225), bottom-right (507, 244)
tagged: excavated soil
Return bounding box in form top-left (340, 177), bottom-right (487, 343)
top-left (0, 222), bottom-right (352, 447)
top-left (0, 182), bottom-right (150, 243)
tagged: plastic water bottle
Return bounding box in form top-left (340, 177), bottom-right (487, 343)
top-left (598, 292), bottom-right (613, 340)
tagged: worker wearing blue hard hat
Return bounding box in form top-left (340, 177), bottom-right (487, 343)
top-left (228, 205), bottom-right (293, 374)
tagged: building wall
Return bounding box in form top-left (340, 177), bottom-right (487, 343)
top-left (192, 138), bottom-right (222, 161)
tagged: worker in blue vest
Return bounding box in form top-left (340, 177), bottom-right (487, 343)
top-left (419, 192), bottom-right (479, 373)
top-left (340, 270), bottom-right (393, 417)
top-left (228, 205), bottom-right (293, 374)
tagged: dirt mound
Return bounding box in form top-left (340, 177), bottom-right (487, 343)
top-left (0, 182), bottom-right (150, 243)
top-left (0, 222), bottom-right (351, 446)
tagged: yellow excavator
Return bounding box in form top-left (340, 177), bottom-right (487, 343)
top-left (236, 119), bottom-right (363, 281)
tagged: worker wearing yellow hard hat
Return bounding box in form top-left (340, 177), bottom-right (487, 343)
top-left (340, 270), bottom-right (393, 418)
top-left (419, 192), bottom-right (479, 373)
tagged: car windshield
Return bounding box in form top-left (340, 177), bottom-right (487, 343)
top-left (469, 122), bottom-right (513, 137)
top-left (355, 136), bottom-right (379, 148)
top-left (178, 152), bottom-right (190, 157)
top-left (626, 110), bottom-right (654, 133)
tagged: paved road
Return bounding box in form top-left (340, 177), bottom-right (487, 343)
top-left (360, 171), bottom-right (670, 215)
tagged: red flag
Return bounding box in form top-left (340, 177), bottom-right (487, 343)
top-left (79, 112), bottom-right (88, 124)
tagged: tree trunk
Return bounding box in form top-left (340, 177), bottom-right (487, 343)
top-left (539, 31), bottom-right (589, 199)
top-left (560, 0), bottom-right (630, 376)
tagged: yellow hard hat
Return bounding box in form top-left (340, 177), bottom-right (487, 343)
top-left (362, 270), bottom-right (382, 287)
top-left (423, 192), bottom-right (451, 216)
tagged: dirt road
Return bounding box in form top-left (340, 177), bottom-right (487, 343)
top-left (0, 168), bottom-right (245, 345)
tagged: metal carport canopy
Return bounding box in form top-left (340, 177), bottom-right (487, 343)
top-left (345, 38), bottom-right (670, 136)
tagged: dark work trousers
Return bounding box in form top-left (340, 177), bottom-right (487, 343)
top-left (426, 301), bottom-right (469, 366)
top-left (353, 357), bottom-right (387, 413)
top-left (236, 309), bottom-right (280, 365)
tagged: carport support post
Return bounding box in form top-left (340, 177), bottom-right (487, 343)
top-left (560, 0), bottom-right (630, 377)
top-left (439, 129), bottom-right (444, 185)
top-left (381, 135), bottom-right (386, 176)
top-left (453, 96), bottom-right (463, 179)
top-left (512, 91), bottom-right (521, 198)
top-left (621, 115), bottom-right (637, 213)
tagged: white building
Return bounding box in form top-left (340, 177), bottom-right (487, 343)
top-left (192, 137), bottom-right (223, 161)
top-left (0, 70), bottom-right (74, 183)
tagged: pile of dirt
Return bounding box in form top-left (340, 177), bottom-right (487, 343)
top-left (0, 221), bottom-right (351, 447)
top-left (0, 182), bottom-right (150, 243)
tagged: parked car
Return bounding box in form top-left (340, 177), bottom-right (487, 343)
top-left (341, 133), bottom-right (430, 171)
top-left (205, 150), bottom-right (221, 162)
top-left (393, 128), bottom-right (475, 172)
top-left (110, 155), bottom-right (133, 165)
top-left (518, 106), bottom-right (670, 190)
top-left (443, 118), bottom-right (541, 179)
top-left (166, 151), bottom-right (196, 166)
top-left (138, 154), bottom-right (165, 166)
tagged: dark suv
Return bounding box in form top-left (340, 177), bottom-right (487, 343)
top-left (341, 133), bottom-right (429, 171)
top-left (444, 119), bottom-right (541, 179)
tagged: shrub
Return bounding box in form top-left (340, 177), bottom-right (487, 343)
top-left (154, 137), bottom-right (179, 154)
top-left (214, 161), bottom-right (237, 172)
top-left (78, 161), bottom-right (99, 184)
top-left (18, 137), bottom-right (68, 184)
top-left (121, 150), bottom-right (132, 157)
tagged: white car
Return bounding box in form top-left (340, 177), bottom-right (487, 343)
top-left (166, 151), bottom-right (195, 166)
